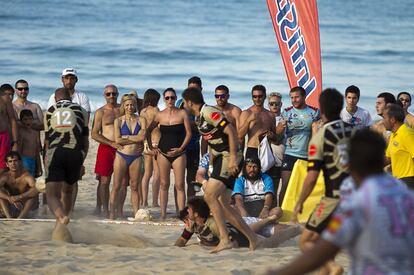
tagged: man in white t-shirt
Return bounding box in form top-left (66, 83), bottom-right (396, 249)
top-left (340, 85), bottom-right (372, 128)
top-left (47, 68), bottom-right (91, 121)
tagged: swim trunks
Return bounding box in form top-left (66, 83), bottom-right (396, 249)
top-left (22, 156), bottom-right (36, 177)
top-left (95, 143), bottom-right (116, 177)
top-left (0, 131), bottom-right (11, 169)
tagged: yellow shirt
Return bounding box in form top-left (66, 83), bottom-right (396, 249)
top-left (386, 124), bottom-right (414, 178)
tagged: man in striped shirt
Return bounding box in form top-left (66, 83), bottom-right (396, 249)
top-left (44, 88), bottom-right (89, 228)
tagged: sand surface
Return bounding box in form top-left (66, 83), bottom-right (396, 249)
top-left (0, 138), bottom-right (349, 274)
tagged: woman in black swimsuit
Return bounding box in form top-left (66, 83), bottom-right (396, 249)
top-left (151, 88), bottom-right (191, 219)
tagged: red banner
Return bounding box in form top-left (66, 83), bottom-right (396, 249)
top-left (267, 0), bottom-right (322, 108)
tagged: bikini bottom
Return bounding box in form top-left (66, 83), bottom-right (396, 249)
top-left (117, 151), bottom-right (142, 167)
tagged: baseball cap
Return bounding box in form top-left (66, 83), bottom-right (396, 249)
top-left (62, 68), bottom-right (77, 77)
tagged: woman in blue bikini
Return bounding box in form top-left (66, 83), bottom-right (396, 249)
top-left (109, 95), bottom-right (147, 220)
top-left (151, 88), bottom-right (191, 220)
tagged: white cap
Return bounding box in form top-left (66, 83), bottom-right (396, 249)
top-left (62, 68), bottom-right (77, 77)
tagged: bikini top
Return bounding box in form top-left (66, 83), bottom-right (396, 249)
top-left (120, 120), bottom-right (140, 135)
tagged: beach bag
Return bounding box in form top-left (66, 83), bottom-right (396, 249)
top-left (258, 136), bottom-right (276, 172)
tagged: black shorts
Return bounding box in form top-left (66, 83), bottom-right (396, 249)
top-left (281, 154), bottom-right (307, 171)
top-left (210, 152), bottom-right (243, 190)
top-left (245, 147), bottom-right (258, 160)
top-left (186, 149), bottom-right (200, 171)
top-left (46, 147), bottom-right (84, 185)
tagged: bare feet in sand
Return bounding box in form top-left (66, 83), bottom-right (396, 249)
top-left (59, 216), bottom-right (70, 225)
top-left (52, 221), bottom-right (73, 243)
top-left (210, 240), bottom-right (233, 254)
top-left (249, 235), bottom-right (262, 251)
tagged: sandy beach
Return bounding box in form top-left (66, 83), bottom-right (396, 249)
top-left (0, 138), bottom-right (350, 274)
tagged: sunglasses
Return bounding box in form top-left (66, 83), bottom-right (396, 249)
top-left (269, 101), bottom-right (281, 107)
top-left (105, 92), bottom-right (118, 97)
top-left (252, 94), bottom-right (264, 99)
top-left (165, 96), bottom-right (176, 101)
top-left (215, 94), bottom-right (227, 99)
top-left (245, 158), bottom-right (260, 164)
top-left (16, 87), bottom-right (29, 91)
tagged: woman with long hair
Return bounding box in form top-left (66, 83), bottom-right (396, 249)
top-left (150, 88), bottom-right (191, 219)
top-left (110, 95), bottom-right (146, 220)
top-left (140, 89), bottom-right (161, 208)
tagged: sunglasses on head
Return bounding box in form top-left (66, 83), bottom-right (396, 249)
top-left (165, 96), bottom-right (176, 101)
top-left (105, 92), bottom-right (118, 97)
top-left (252, 94), bottom-right (263, 99)
top-left (215, 94), bottom-right (227, 99)
top-left (269, 101), bottom-right (281, 107)
top-left (17, 87), bottom-right (29, 91)
top-left (245, 158), bottom-right (260, 165)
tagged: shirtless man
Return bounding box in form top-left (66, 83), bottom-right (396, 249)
top-left (0, 85), bottom-right (19, 172)
top-left (371, 92), bottom-right (396, 141)
top-left (214, 85), bottom-right (241, 129)
top-left (397, 91), bottom-right (414, 128)
top-left (13, 80), bottom-right (43, 179)
top-left (0, 151), bottom-right (38, 218)
top-left (13, 79), bottom-right (44, 130)
top-left (91, 85), bottom-right (121, 217)
top-left (238, 85), bottom-right (276, 163)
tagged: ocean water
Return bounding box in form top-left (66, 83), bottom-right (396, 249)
top-left (1, 0), bottom-right (413, 116)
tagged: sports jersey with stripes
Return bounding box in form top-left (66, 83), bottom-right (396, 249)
top-left (307, 120), bottom-right (354, 197)
top-left (44, 100), bottom-right (89, 151)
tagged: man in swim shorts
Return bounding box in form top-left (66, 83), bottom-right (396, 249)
top-left (0, 151), bottom-right (38, 218)
top-left (44, 88), bottom-right (89, 226)
top-left (91, 85), bottom-right (122, 217)
top-left (238, 85), bottom-right (276, 166)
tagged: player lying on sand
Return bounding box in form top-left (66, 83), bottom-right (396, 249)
top-left (174, 197), bottom-right (301, 250)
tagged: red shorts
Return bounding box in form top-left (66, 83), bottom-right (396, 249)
top-left (95, 143), bottom-right (116, 177)
top-left (0, 131), bottom-right (11, 169)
